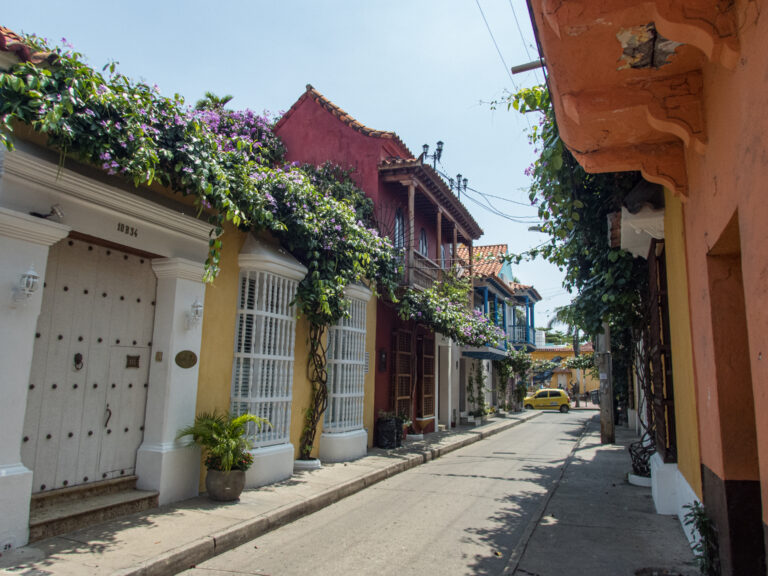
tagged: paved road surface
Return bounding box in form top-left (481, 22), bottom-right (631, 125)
top-left (180, 411), bottom-right (593, 576)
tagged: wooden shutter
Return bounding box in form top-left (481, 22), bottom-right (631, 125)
top-left (392, 330), bottom-right (412, 418)
top-left (648, 239), bottom-right (677, 462)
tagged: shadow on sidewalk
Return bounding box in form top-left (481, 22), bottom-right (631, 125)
top-left (462, 417), bottom-right (697, 576)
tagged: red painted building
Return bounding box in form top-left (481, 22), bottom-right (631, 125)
top-left (275, 85), bottom-right (483, 434)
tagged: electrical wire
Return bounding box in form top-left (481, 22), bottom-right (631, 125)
top-left (475, 0), bottom-right (533, 133)
top-left (475, 0), bottom-right (518, 90)
top-left (507, 0), bottom-right (544, 84)
top-left (433, 167), bottom-right (541, 222)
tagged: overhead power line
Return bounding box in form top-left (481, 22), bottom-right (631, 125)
top-left (475, 0), bottom-right (518, 90)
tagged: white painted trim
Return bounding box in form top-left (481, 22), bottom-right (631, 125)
top-left (318, 429), bottom-right (367, 463)
top-left (345, 283), bottom-right (372, 302)
top-left (294, 458), bottom-right (322, 470)
top-left (238, 234), bottom-right (307, 280)
top-left (0, 52), bottom-right (19, 71)
top-left (152, 258), bottom-right (205, 282)
top-left (3, 149), bottom-right (213, 243)
top-left (0, 207), bottom-right (70, 245)
top-left (245, 443), bottom-right (294, 488)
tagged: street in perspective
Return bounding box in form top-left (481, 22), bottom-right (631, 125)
top-left (180, 412), bottom-right (696, 576)
top-left (2, 1), bottom-right (766, 574)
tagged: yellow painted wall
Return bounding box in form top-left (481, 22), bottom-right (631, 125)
top-left (290, 316), bottom-right (317, 459)
top-left (664, 188), bottom-right (702, 498)
top-left (530, 348), bottom-right (599, 393)
top-left (195, 228), bottom-right (377, 466)
top-left (195, 224), bottom-right (247, 488)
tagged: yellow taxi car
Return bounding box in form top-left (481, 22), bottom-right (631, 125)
top-left (523, 388), bottom-right (571, 413)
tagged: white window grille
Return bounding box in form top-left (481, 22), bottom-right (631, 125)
top-left (323, 296), bottom-right (367, 433)
top-left (231, 270), bottom-right (299, 448)
top-left (393, 208), bottom-right (404, 250)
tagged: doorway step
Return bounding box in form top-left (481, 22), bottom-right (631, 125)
top-left (28, 476), bottom-right (158, 542)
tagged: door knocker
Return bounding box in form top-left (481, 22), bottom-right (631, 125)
top-left (73, 353), bottom-right (84, 371)
top-left (104, 404), bottom-right (112, 428)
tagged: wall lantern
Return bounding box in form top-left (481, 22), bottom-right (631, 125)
top-left (378, 349), bottom-right (387, 373)
top-left (186, 297), bottom-right (204, 330)
top-left (14, 265), bottom-right (40, 303)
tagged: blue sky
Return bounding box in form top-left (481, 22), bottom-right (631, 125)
top-left (3, 0), bottom-right (571, 324)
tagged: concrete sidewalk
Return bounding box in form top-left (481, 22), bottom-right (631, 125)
top-left (0, 411), bottom-right (542, 576)
top-left (510, 419), bottom-right (698, 576)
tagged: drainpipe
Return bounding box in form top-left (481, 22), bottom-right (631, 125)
top-left (502, 301), bottom-right (507, 350)
top-left (524, 295), bottom-right (530, 346)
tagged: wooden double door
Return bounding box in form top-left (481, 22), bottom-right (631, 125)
top-left (22, 238), bottom-right (157, 493)
top-left (392, 329), bottom-right (435, 420)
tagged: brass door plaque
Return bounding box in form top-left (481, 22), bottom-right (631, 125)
top-left (174, 350), bottom-right (198, 369)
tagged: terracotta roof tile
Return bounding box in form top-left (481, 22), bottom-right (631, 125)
top-left (275, 85), bottom-right (414, 158)
top-left (456, 243), bottom-right (543, 301)
top-left (0, 26), bottom-right (52, 65)
top-left (457, 244), bottom-right (506, 277)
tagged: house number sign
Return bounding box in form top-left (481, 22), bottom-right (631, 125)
top-left (117, 222), bottom-right (139, 238)
top-left (175, 350), bottom-right (198, 369)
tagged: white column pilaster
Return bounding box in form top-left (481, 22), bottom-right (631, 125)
top-left (135, 258), bottom-right (205, 504)
top-left (0, 208), bottom-right (70, 548)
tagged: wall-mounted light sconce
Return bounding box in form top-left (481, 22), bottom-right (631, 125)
top-left (378, 349), bottom-right (387, 373)
top-left (30, 204), bottom-right (65, 221)
top-left (14, 265), bottom-right (40, 303)
top-left (186, 297), bottom-right (204, 330)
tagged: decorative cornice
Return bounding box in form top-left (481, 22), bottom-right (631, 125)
top-left (152, 258), bottom-right (205, 282)
top-left (3, 149), bottom-right (213, 244)
top-left (562, 71), bottom-right (706, 155)
top-left (540, 0), bottom-right (739, 69)
top-left (238, 234), bottom-right (308, 281)
top-left (0, 207), bottom-right (71, 245)
top-left (345, 283), bottom-right (372, 302)
top-left (575, 142), bottom-right (688, 199)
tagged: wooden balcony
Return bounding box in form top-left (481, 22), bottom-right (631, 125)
top-left (409, 250), bottom-right (441, 291)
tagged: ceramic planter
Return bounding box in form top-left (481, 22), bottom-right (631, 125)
top-left (205, 469), bottom-right (246, 501)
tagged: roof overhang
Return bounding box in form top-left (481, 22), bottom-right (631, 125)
top-left (527, 0), bottom-right (741, 198)
top-left (462, 346), bottom-right (507, 361)
top-left (379, 160), bottom-right (483, 242)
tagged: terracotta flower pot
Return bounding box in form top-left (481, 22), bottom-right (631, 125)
top-left (205, 469), bottom-right (246, 501)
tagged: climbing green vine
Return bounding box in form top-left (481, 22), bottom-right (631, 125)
top-left (0, 35), bottom-right (403, 460)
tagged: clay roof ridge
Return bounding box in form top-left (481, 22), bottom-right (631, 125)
top-left (275, 84), bottom-right (414, 159)
top-left (0, 26), bottom-right (53, 65)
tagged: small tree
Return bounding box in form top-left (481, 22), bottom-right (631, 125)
top-left (497, 349), bottom-right (533, 412)
top-left (564, 353), bottom-right (595, 394)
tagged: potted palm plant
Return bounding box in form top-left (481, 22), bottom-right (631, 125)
top-left (177, 411), bottom-right (270, 501)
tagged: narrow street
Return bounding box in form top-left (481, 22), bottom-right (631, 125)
top-left (181, 412), bottom-right (592, 576)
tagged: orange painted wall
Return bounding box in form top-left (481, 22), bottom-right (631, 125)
top-left (678, 0), bottom-right (768, 507)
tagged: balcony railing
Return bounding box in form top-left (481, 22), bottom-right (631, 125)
top-left (410, 251), bottom-right (441, 291)
top-left (507, 324), bottom-right (535, 347)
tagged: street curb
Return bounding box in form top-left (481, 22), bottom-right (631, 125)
top-left (115, 411), bottom-right (542, 576)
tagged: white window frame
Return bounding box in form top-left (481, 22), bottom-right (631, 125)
top-left (323, 285), bottom-right (370, 434)
top-left (232, 238), bottom-right (307, 449)
top-left (419, 228), bottom-right (428, 257)
top-left (393, 208), bottom-right (405, 250)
